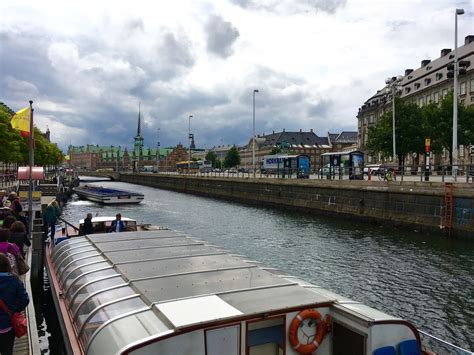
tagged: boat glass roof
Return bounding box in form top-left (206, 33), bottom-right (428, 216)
top-left (50, 229), bottom-right (388, 354)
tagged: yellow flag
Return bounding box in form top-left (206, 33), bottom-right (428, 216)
top-left (10, 107), bottom-right (31, 133)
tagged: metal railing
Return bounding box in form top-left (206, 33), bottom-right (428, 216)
top-left (419, 329), bottom-right (473, 355)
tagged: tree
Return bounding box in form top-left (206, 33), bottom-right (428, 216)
top-left (205, 151), bottom-right (218, 167)
top-left (223, 146), bottom-right (240, 168)
top-left (421, 91), bottom-right (474, 167)
top-left (366, 97), bottom-right (425, 167)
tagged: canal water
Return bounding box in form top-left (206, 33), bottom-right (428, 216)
top-left (43, 180), bottom-right (472, 352)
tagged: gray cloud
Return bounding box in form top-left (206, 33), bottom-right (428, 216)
top-left (205, 15), bottom-right (240, 58)
top-left (230, 0), bottom-right (346, 15)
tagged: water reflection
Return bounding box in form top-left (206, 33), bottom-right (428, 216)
top-left (59, 180), bottom-right (473, 351)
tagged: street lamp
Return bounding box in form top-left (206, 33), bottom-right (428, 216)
top-left (385, 76), bottom-right (403, 163)
top-left (156, 128), bottom-right (160, 173)
top-left (452, 8), bottom-right (464, 179)
top-left (252, 89), bottom-right (259, 178)
top-left (188, 115), bottom-right (192, 171)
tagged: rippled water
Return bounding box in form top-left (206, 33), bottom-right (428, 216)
top-left (60, 180), bottom-right (473, 351)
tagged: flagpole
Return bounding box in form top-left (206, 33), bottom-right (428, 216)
top-left (28, 100), bottom-right (34, 238)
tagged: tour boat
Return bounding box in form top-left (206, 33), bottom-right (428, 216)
top-left (74, 185), bottom-right (144, 204)
top-left (45, 227), bottom-right (469, 355)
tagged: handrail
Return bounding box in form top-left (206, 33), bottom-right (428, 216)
top-left (419, 329), bottom-right (473, 354)
top-left (58, 216), bottom-right (81, 232)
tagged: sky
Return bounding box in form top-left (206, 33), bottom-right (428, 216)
top-left (1, 0), bottom-right (473, 152)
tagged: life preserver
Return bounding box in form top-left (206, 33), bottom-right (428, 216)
top-left (288, 309), bottom-right (332, 354)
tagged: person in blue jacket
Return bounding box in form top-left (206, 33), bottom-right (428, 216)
top-left (0, 253), bottom-right (30, 355)
top-left (110, 213), bottom-right (125, 232)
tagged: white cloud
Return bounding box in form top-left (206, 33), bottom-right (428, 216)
top-left (1, 0), bottom-right (472, 151)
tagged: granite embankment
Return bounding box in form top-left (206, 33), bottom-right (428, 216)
top-left (93, 172), bottom-right (474, 237)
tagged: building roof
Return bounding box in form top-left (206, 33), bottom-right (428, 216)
top-left (253, 130), bottom-right (330, 149)
top-left (328, 131), bottom-right (358, 144)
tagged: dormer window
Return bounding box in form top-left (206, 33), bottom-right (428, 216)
top-left (436, 73), bottom-right (443, 81)
top-left (425, 78), bottom-right (431, 86)
top-left (408, 75), bottom-right (413, 79)
top-left (405, 87), bottom-right (411, 94)
top-left (426, 66), bottom-right (432, 71)
top-left (414, 83), bottom-right (421, 90)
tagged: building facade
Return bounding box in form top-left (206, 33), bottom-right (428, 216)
top-left (358, 35), bottom-right (474, 166)
top-left (239, 129), bottom-right (356, 172)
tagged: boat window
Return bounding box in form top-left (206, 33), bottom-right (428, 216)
top-left (206, 324), bottom-right (240, 355)
top-left (62, 262), bottom-right (111, 290)
top-left (66, 269), bottom-right (118, 300)
top-left (57, 250), bottom-right (100, 274)
top-left (75, 286), bottom-right (136, 327)
top-left (246, 317), bottom-right (284, 355)
top-left (86, 310), bottom-right (168, 355)
top-left (70, 277), bottom-right (125, 315)
top-left (52, 241), bottom-right (92, 265)
top-left (125, 221), bottom-right (137, 232)
top-left (93, 222), bottom-right (106, 233)
top-left (332, 321), bottom-right (366, 355)
top-left (79, 296), bottom-right (146, 349)
top-left (59, 257), bottom-right (107, 285)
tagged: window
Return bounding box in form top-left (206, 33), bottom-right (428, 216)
top-left (425, 78), bottom-right (431, 86)
top-left (434, 92), bottom-right (439, 103)
top-left (470, 79), bottom-right (474, 93)
top-left (460, 81), bottom-right (466, 96)
top-left (414, 83), bottom-right (421, 90)
top-left (405, 87), bottom-right (411, 94)
top-left (442, 89), bottom-right (448, 97)
top-left (436, 73), bottom-right (443, 81)
top-left (247, 318), bottom-right (284, 355)
top-left (369, 115), bottom-right (374, 124)
top-left (426, 94), bottom-right (431, 104)
top-left (206, 325), bottom-right (240, 355)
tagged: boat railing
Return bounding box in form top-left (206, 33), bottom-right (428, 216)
top-left (419, 330), bottom-right (473, 354)
top-left (57, 216), bottom-right (81, 233)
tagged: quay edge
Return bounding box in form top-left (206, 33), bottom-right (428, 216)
top-left (86, 173), bottom-right (474, 238)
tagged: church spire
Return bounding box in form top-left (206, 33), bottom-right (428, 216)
top-left (136, 102), bottom-right (142, 138)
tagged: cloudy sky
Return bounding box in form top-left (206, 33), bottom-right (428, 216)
top-left (1, 0), bottom-right (473, 151)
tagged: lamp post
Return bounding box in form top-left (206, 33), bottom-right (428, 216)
top-left (252, 89), bottom-right (259, 178)
top-left (385, 76), bottom-right (402, 163)
top-left (156, 128), bottom-right (160, 173)
top-left (453, 8), bottom-right (464, 180)
top-left (188, 115), bottom-right (192, 171)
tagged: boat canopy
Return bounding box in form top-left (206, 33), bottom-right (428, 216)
top-left (51, 230), bottom-right (399, 354)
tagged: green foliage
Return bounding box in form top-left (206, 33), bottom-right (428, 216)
top-left (366, 97), bottom-right (424, 163)
top-left (205, 151), bottom-right (218, 167)
top-left (421, 91), bottom-right (474, 164)
top-left (223, 146), bottom-right (240, 168)
top-left (0, 102), bottom-right (64, 165)
top-left (366, 93), bottom-right (474, 165)
top-left (270, 146), bottom-right (281, 155)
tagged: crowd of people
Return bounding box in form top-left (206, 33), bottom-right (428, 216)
top-left (0, 206), bottom-right (30, 354)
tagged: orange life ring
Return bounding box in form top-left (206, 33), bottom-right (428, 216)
top-left (288, 309), bottom-right (332, 354)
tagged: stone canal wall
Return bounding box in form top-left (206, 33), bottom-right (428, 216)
top-left (112, 173), bottom-right (474, 237)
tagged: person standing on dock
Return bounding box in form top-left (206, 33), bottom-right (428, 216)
top-left (9, 221), bottom-right (31, 258)
top-left (0, 253), bottom-right (30, 355)
top-left (43, 200), bottom-right (61, 240)
top-left (82, 213), bottom-right (94, 235)
top-left (110, 213), bottom-right (125, 232)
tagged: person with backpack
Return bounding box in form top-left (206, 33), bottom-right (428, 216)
top-left (0, 229), bottom-right (20, 277)
top-left (9, 221), bottom-right (30, 258)
top-left (0, 253), bottom-right (29, 355)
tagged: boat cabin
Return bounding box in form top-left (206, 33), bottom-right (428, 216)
top-left (78, 216), bottom-right (139, 235)
top-left (47, 229), bottom-right (424, 355)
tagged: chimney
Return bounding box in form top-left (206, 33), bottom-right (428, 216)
top-left (421, 59), bottom-right (431, 67)
top-left (465, 35), bottom-right (474, 45)
top-left (283, 128), bottom-right (285, 132)
top-left (300, 128), bottom-right (302, 132)
top-left (404, 69), bottom-right (413, 76)
top-left (310, 128), bottom-right (313, 133)
top-left (440, 48), bottom-right (451, 57)
top-left (272, 130), bottom-right (275, 134)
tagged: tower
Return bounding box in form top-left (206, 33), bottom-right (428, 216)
top-left (134, 102), bottom-right (144, 162)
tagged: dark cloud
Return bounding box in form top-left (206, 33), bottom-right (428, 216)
top-left (230, 0), bottom-right (346, 15)
top-left (205, 15), bottom-right (240, 58)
